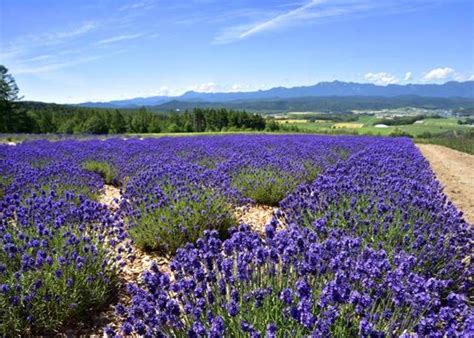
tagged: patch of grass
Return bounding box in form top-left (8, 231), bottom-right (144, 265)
top-left (302, 160), bottom-right (321, 183)
top-left (40, 183), bottom-right (100, 202)
top-left (0, 176), bottom-right (10, 200)
top-left (198, 156), bottom-right (224, 169)
top-left (416, 133), bottom-right (474, 155)
top-left (232, 167), bottom-right (300, 206)
top-left (30, 159), bottom-right (51, 169)
top-left (128, 186), bottom-right (237, 255)
top-left (82, 160), bottom-right (118, 186)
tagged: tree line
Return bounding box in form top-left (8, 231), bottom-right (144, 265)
top-left (0, 65), bottom-right (277, 134)
top-left (5, 102), bottom-right (268, 134)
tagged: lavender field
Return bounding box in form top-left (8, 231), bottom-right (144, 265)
top-left (0, 135), bottom-right (472, 337)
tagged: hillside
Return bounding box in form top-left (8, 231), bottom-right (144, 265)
top-left (150, 95), bottom-right (474, 113)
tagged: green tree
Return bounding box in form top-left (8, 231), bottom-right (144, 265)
top-left (0, 65), bottom-right (34, 132)
top-left (82, 115), bottom-right (108, 134)
top-left (109, 110), bottom-right (126, 134)
top-left (131, 107), bottom-right (150, 133)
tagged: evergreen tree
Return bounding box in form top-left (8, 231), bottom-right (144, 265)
top-left (0, 65), bottom-right (34, 132)
top-left (109, 110), bottom-right (126, 134)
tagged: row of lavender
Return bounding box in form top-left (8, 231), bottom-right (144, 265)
top-left (113, 138), bottom-right (473, 337)
top-left (0, 135), bottom-right (365, 334)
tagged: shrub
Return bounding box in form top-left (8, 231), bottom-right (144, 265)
top-left (232, 166), bottom-right (300, 206)
top-left (0, 194), bottom-right (119, 335)
top-left (389, 128), bottom-right (413, 138)
top-left (127, 186), bottom-right (236, 254)
top-left (279, 140), bottom-right (471, 284)
top-left (82, 160), bottom-right (118, 186)
top-left (123, 166), bottom-right (238, 255)
top-left (111, 225), bottom-right (471, 337)
top-left (5, 162), bottom-right (103, 203)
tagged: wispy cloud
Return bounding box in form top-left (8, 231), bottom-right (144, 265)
top-left (237, 0), bottom-right (327, 41)
top-left (119, 0), bottom-right (156, 12)
top-left (0, 21), bottom-right (110, 76)
top-left (13, 56), bottom-right (104, 75)
top-left (95, 33), bottom-right (145, 45)
top-left (42, 22), bottom-right (97, 43)
top-left (0, 21), bottom-right (98, 61)
top-left (213, 0), bottom-right (446, 44)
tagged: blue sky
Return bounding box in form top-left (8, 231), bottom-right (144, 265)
top-left (0, 0), bottom-right (473, 103)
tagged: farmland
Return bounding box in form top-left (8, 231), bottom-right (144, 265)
top-left (0, 135), bottom-right (471, 336)
top-left (277, 115), bottom-right (473, 137)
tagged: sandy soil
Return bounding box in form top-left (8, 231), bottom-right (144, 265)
top-left (235, 204), bottom-right (282, 236)
top-left (90, 185), bottom-right (283, 335)
top-left (417, 144), bottom-right (474, 224)
top-left (99, 185), bottom-right (121, 211)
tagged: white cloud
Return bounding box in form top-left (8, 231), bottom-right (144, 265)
top-left (95, 33), bottom-right (144, 45)
top-left (452, 72), bottom-right (474, 82)
top-left (423, 67), bottom-right (454, 81)
top-left (403, 72), bottom-right (412, 81)
top-left (364, 72), bottom-right (399, 86)
top-left (189, 82), bottom-right (219, 93)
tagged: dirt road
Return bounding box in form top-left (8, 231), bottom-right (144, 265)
top-left (417, 144), bottom-right (474, 224)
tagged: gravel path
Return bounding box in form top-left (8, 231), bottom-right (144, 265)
top-left (417, 144), bottom-right (474, 224)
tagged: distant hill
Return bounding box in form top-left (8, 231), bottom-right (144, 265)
top-left (79, 81), bottom-right (474, 108)
top-left (150, 96), bottom-right (474, 113)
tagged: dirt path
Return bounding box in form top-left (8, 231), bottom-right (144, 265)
top-left (235, 204), bottom-right (280, 236)
top-left (94, 185), bottom-right (280, 335)
top-left (417, 144), bottom-right (474, 224)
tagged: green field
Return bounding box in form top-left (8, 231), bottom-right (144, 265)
top-left (286, 116), bottom-right (472, 137)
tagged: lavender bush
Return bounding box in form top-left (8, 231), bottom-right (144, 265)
top-left (0, 193), bottom-right (120, 334)
top-left (122, 164), bottom-right (238, 254)
top-left (112, 225), bottom-right (471, 336)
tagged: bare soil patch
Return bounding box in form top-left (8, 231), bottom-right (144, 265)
top-left (417, 144), bottom-right (474, 224)
top-left (92, 187), bottom-right (284, 335)
top-left (99, 185), bottom-right (121, 211)
top-left (235, 204), bottom-right (283, 236)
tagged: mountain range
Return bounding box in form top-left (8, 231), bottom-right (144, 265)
top-left (79, 80), bottom-right (474, 109)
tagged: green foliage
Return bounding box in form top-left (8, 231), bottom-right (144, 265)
top-left (0, 65), bottom-right (35, 132)
top-left (128, 187), bottom-right (236, 255)
top-left (306, 113), bottom-right (359, 122)
top-left (233, 167), bottom-right (300, 206)
top-left (6, 102), bottom-right (269, 134)
top-left (82, 160), bottom-right (117, 186)
top-left (265, 119), bottom-right (280, 132)
top-left (416, 130), bottom-right (474, 154)
top-left (0, 176), bottom-right (10, 200)
top-left (457, 117), bottom-right (474, 125)
top-left (303, 160), bottom-right (321, 183)
top-left (82, 115), bottom-right (108, 134)
top-left (389, 128), bottom-right (413, 138)
top-left (374, 115), bottom-right (425, 126)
